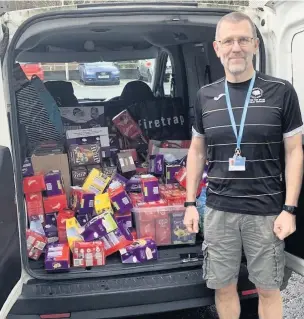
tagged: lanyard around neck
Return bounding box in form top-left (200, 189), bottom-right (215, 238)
top-left (224, 72), bottom-right (256, 152)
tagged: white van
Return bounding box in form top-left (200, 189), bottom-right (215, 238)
top-left (0, 1), bottom-right (304, 318)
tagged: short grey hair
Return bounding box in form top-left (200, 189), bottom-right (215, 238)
top-left (215, 11), bottom-right (258, 40)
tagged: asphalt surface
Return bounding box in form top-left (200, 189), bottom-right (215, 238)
top-left (71, 79), bottom-right (170, 100)
top-left (71, 80), bottom-right (304, 319)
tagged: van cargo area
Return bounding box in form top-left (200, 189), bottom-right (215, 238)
top-left (3, 3), bottom-right (289, 318)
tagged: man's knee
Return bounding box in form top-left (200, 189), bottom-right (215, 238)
top-left (216, 283), bottom-right (238, 300)
top-left (257, 287), bottom-right (281, 300)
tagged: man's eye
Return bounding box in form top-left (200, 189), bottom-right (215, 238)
top-left (222, 39), bottom-right (233, 45)
top-left (239, 37), bottom-right (250, 44)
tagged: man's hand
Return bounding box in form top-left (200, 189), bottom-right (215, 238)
top-left (183, 206), bottom-right (199, 233)
top-left (273, 211), bottom-right (296, 240)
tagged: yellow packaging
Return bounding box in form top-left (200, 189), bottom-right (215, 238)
top-left (82, 168), bottom-right (111, 195)
top-left (66, 217), bottom-right (83, 251)
top-left (94, 193), bottom-right (114, 215)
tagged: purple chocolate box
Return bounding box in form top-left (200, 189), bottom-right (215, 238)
top-left (44, 213), bottom-right (59, 244)
top-left (115, 214), bottom-right (132, 230)
top-left (45, 243), bottom-right (70, 272)
top-left (171, 212), bottom-right (196, 244)
top-left (165, 164), bottom-right (181, 184)
top-left (81, 213), bottom-right (118, 242)
top-left (110, 189), bottom-right (133, 214)
top-left (76, 213), bottom-right (92, 227)
top-left (22, 157), bottom-right (34, 177)
top-left (149, 154), bottom-right (164, 175)
top-left (44, 170), bottom-right (64, 196)
top-left (120, 238), bottom-right (158, 263)
top-left (125, 175), bottom-right (142, 193)
top-left (112, 172), bottom-right (129, 187)
top-left (142, 176), bottom-right (160, 202)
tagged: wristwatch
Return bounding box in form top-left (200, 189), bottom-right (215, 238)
top-left (283, 204), bottom-right (297, 216)
top-left (184, 201), bottom-right (197, 208)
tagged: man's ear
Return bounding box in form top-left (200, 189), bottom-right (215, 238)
top-left (213, 40), bottom-right (220, 58)
top-left (254, 38), bottom-right (260, 54)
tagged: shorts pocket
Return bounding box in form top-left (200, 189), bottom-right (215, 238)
top-left (273, 241), bottom-right (285, 284)
top-left (202, 241), bottom-right (209, 280)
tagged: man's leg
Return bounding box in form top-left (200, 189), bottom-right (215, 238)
top-left (257, 288), bottom-right (283, 319)
top-left (241, 215), bottom-right (285, 319)
top-left (215, 283), bottom-right (240, 319)
top-left (203, 207), bottom-right (242, 319)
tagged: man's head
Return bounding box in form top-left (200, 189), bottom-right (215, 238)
top-left (213, 12), bottom-right (259, 77)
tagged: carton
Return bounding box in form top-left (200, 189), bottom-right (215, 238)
top-left (44, 243), bottom-right (70, 272)
top-left (94, 192), bottom-right (114, 215)
top-left (108, 182), bottom-right (133, 214)
top-left (149, 154), bottom-right (164, 175)
top-left (43, 194), bottom-right (68, 214)
top-left (148, 140), bottom-right (190, 159)
top-left (171, 212), bottom-right (196, 245)
top-left (117, 151), bottom-right (136, 174)
top-left (155, 214), bottom-right (171, 245)
top-left (76, 213), bottom-right (92, 227)
top-left (141, 174), bottom-right (160, 202)
top-left (57, 209), bottom-right (75, 243)
top-left (120, 238), bottom-right (158, 264)
top-left (82, 168), bottom-right (111, 195)
top-left (70, 186), bottom-right (95, 214)
top-left (31, 153), bottom-right (71, 196)
top-left (26, 229), bottom-right (47, 260)
top-left (114, 212), bottom-right (132, 230)
top-left (25, 192), bottom-right (45, 223)
top-left (66, 217), bottom-right (84, 251)
top-left (44, 170), bottom-right (65, 196)
top-left (71, 166), bottom-right (88, 186)
top-left (73, 241), bottom-right (105, 267)
top-left (68, 143), bottom-right (101, 167)
top-left (44, 213), bottom-right (59, 244)
top-left (22, 157), bottom-right (34, 177)
top-left (125, 175), bottom-right (142, 193)
top-left (23, 174), bottom-right (46, 194)
top-left (111, 172), bottom-right (128, 187)
top-left (164, 164), bottom-right (181, 184)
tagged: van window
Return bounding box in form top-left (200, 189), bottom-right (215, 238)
top-left (28, 59), bottom-right (156, 101)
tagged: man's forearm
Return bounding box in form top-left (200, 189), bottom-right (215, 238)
top-left (186, 147), bottom-right (206, 201)
top-left (285, 147), bottom-right (304, 207)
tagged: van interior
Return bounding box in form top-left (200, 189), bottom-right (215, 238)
top-left (6, 6), bottom-right (304, 281)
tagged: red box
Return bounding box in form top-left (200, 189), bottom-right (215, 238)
top-left (57, 209), bottom-right (75, 243)
top-left (175, 167), bottom-right (205, 197)
top-left (129, 192), bottom-right (144, 206)
top-left (138, 220), bottom-right (156, 239)
top-left (155, 215), bottom-right (171, 245)
top-left (26, 229), bottom-right (47, 260)
top-left (25, 192), bottom-right (44, 222)
top-left (43, 194), bottom-right (68, 214)
top-left (23, 174), bottom-right (46, 194)
top-left (136, 199), bottom-right (168, 208)
top-left (73, 241), bottom-right (105, 267)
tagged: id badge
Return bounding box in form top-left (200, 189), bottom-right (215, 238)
top-left (229, 156), bottom-right (246, 171)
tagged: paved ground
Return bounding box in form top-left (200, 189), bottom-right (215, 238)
top-left (71, 79), bottom-right (304, 319)
top-left (71, 79), bottom-right (171, 99)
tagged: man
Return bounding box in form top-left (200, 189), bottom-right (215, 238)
top-left (183, 11), bottom-right (303, 319)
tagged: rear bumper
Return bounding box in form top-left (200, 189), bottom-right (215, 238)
top-left (83, 76), bottom-right (120, 84)
top-left (8, 265), bottom-right (256, 318)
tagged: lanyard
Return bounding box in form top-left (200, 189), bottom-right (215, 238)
top-left (224, 71), bottom-right (256, 152)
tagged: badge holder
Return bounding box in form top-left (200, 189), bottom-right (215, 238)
top-left (229, 148), bottom-right (246, 171)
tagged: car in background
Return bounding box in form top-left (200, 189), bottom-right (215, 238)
top-left (19, 63), bottom-right (44, 81)
top-left (78, 61), bottom-right (120, 85)
top-left (137, 58), bottom-right (171, 82)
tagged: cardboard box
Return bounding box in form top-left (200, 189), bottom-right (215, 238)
top-left (141, 174), bottom-right (160, 202)
top-left (44, 213), bottom-right (59, 244)
top-left (31, 153), bottom-right (71, 196)
top-left (171, 212), bottom-right (196, 245)
top-left (68, 143), bottom-right (101, 167)
top-left (73, 241), bottom-right (105, 267)
top-left (71, 166), bottom-right (88, 187)
top-left (117, 151), bottom-right (136, 174)
top-left (82, 168), bottom-right (111, 195)
top-left (119, 238), bottom-right (158, 264)
top-left (44, 170), bottom-right (65, 196)
top-left (57, 210), bottom-right (75, 243)
top-left (70, 187), bottom-right (95, 215)
top-left (43, 194), bottom-right (68, 214)
top-left (148, 140), bottom-right (190, 159)
top-left (164, 164), bottom-right (181, 184)
top-left (22, 157), bottom-right (34, 177)
top-left (45, 243), bottom-right (70, 272)
top-left (25, 193), bottom-right (44, 223)
top-left (26, 229), bottom-right (47, 260)
top-left (94, 192), bottom-right (114, 215)
top-left (108, 182), bottom-right (133, 214)
top-left (66, 217), bottom-right (84, 251)
top-left (76, 213), bottom-right (92, 227)
top-left (149, 154), bottom-right (164, 175)
top-left (23, 174), bottom-right (46, 194)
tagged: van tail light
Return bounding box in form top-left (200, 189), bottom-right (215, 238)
top-left (241, 288), bottom-right (257, 296)
top-left (40, 314), bottom-right (70, 319)
top-left (146, 61), bottom-right (151, 67)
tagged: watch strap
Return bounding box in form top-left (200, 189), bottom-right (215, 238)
top-left (283, 204), bottom-right (296, 215)
top-left (184, 201), bottom-right (197, 208)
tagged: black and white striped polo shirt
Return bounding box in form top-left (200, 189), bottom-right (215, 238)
top-left (193, 71), bottom-right (303, 216)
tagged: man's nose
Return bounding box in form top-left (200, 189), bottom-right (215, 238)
top-left (231, 40), bottom-right (242, 51)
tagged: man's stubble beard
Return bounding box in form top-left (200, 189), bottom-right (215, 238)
top-left (221, 53), bottom-right (253, 76)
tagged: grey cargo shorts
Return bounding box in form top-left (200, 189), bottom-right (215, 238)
top-left (202, 206), bottom-right (285, 290)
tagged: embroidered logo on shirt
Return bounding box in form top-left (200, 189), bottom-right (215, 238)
top-left (250, 87), bottom-right (265, 103)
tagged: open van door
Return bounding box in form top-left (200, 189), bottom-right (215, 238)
top-left (0, 21), bottom-right (22, 315)
top-left (252, 0), bottom-right (304, 276)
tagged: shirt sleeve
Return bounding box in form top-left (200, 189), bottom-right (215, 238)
top-left (282, 81), bottom-right (303, 138)
top-left (192, 89), bottom-right (205, 137)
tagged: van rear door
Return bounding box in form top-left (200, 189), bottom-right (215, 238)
top-left (252, 0), bottom-right (304, 276)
